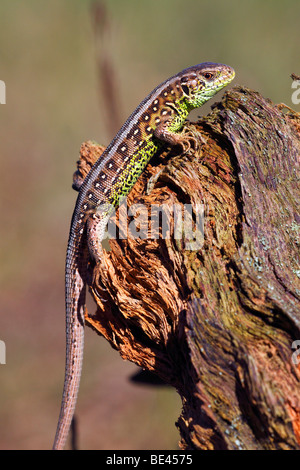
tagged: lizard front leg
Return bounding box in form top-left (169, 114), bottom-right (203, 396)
top-left (154, 121), bottom-right (203, 154)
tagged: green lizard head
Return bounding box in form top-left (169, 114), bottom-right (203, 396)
top-left (179, 62), bottom-right (235, 109)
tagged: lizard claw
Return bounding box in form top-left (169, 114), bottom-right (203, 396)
top-left (179, 125), bottom-right (206, 154)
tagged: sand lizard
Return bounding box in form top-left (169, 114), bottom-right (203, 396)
top-left (53, 62), bottom-right (235, 449)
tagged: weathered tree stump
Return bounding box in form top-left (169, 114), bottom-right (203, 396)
top-left (77, 86), bottom-right (300, 450)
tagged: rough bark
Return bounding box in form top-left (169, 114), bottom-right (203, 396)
top-left (77, 86), bottom-right (300, 450)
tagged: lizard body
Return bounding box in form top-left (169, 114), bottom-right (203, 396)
top-left (53, 62), bottom-right (235, 449)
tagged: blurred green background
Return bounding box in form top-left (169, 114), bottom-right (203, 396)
top-left (0, 0), bottom-right (299, 450)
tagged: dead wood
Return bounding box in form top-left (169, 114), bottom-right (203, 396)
top-left (77, 86), bottom-right (300, 450)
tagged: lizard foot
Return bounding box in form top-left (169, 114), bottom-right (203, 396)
top-left (179, 124), bottom-right (206, 155)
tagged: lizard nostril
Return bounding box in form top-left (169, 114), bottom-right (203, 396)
top-left (181, 84), bottom-right (189, 95)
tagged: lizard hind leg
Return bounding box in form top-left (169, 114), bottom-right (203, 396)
top-left (86, 212), bottom-right (107, 263)
top-left (86, 211), bottom-right (110, 299)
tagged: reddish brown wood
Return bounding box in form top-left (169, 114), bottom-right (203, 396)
top-left (78, 86), bottom-right (300, 450)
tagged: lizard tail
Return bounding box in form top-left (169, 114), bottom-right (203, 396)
top-left (53, 241), bottom-right (87, 450)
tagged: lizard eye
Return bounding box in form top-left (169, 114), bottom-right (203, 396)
top-left (203, 72), bottom-right (214, 80)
